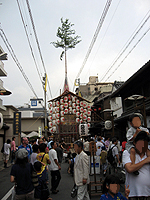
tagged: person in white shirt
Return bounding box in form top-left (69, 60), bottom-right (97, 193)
top-left (3, 139), bottom-right (11, 168)
top-left (96, 138), bottom-right (104, 156)
top-left (123, 131), bottom-right (150, 199)
top-left (49, 141), bottom-right (61, 194)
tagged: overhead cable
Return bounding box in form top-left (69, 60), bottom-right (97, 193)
top-left (73, 0), bottom-right (112, 90)
top-left (82, 0), bottom-right (121, 83)
top-left (0, 27), bottom-right (38, 99)
top-left (25, 0), bottom-right (52, 98)
top-left (100, 10), bottom-right (150, 82)
top-left (104, 26), bottom-right (150, 82)
top-left (16, 0), bottom-right (43, 85)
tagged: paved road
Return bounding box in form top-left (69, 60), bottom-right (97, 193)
top-left (0, 160), bottom-right (125, 200)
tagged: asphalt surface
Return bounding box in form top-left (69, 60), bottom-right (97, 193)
top-left (0, 160), bottom-right (125, 200)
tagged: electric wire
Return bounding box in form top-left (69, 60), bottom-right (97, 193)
top-left (100, 10), bottom-right (150, 82)
top-left (25, 0), bottom-right (52, 98)
top-left (0, 27), bottom-right (39, 99)
top-left (73, 0), bottom-right (112, 91)
top-left (104, 26), bottom-right (150, 82)
top-left (16, 0), bottom-right (43, 86)
top-left (16, 0), bottom-right (49, 103)
top-left (82, 0), bottom-right (121, 83)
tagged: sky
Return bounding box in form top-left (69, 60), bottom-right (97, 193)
top-left (0, 0), bottom-right (150, 107)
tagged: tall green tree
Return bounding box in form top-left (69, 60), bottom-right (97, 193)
top-left (51, 18), bottom-right (81, 90)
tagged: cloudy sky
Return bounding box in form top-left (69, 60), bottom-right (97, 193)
top-left (0, 0), bottom-right (150, 107)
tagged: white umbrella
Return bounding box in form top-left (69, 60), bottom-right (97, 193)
top-left (27, 131), bottom-right (39, 138)
top-left (21, 132), bottom-right (27, 137)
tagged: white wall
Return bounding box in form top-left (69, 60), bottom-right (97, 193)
top-left (110, 97), bottom-right (123, 118)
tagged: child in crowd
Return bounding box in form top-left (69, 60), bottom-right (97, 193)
top-left (34, 161), bottom-right (52, 200)
top-left (100, 174), bottom-right (130, 200)
top-left (37, 143), bottom-right (51, 167)
top-left (100, 146), bottom-right (107, 176)
top-left (30, 144), bottom-right (39, 165)
top-left (126, 113), bottom-right (150, 175)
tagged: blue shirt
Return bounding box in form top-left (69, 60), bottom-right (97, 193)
top-left (100, 192), bottom-right (127, 200)
top-left (18, 144), bottom-right (32, 160)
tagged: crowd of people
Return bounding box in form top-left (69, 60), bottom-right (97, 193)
top-left (1, 113), bottom-right (150, 199)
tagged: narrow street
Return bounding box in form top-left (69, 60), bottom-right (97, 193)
top-left (0, 160), bottom-right (107, 200)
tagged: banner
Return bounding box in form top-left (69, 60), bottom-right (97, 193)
top-left (13, 112), bottom-right (21, 135)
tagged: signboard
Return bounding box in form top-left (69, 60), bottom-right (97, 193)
top-left (13, 112), bottom-right (21, 135)
top-left (89, 141), bottom-right (96, 153)
top-left (38, 126), bottom-right (42, 138)
top-left (31, 100), bottom-right (37, 106)
top-left (79, 124), bottom-right (88, 136)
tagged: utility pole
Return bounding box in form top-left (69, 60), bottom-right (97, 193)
top-left (43, 73), bottom-right (48, 137)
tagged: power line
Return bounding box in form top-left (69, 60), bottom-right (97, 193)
top-left (82, 0), bottom-right (121, 83)
top-left (25, 0), bottom-right (52, 98)
top-left (16, 0), bottom-right (43, 85)
top-left (100, 10), bottom-right (150, 82)
top-left (104, 26), bottom-right (150, 82)
top-left (73, 0), bottom-right (112, 90)
top-left (0, 27), bottom-right (39, 99)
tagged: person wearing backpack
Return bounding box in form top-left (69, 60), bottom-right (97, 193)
top-left (108, 137), bottom-right (120, 171)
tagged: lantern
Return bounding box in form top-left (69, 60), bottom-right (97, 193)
top-left (69, 107), bottom-right (72, 113)
top-left (56, 101), bottom-right (60, 107)
top-left (68, 101), bottom-right (72, 106)
top-left (83, 109), bottom-right (87, 114)
top-left (76, 118), bottom-right (80, 123)
top-left (80, 107), bottom-right (84, 113)
top-left (52, 120), bottom-right (56, 126)
top-left (64, 102), bottom-right (68, 108)
top-left (53, 126), bottom-right (56, 132)
top-left (61, 117), bottom-right (65, 122)
top-left (60, 99), bottom-right (64, 104)
top-left (61, 111), bottom-right (64, 116)
top-left (80, 101), bottom-right (83, 107)
top-left (60, 105), bottom-right (64, 110)
top-left (87, 111), bottom-right (91, 116)
top-left (87, 105), bottom-right (91, 110)
top-left (64, 109), bottom-right (68, 114)
top-left (73, 109), bottom-right (76, 114)
top-left (72, 96), bottom-right (76, 102)
top-left (83, 115), bottom-right (87, 121)
top-left (52, 101), bottom-right (56, 107)
top-left (48, 122), bottom-right (52, 127)
top-left (72, 103), bottom-right (76, 108)
top-left (87, 123), bottom-right (90, 128)
top-left (76, 99), bottom-right (80, 105)
top-left (56, 119), bottom-right (60, 125)
top-left (87, 117), bottom-right (91, 122)
top-left (56, 107), bottom-right (59, 113)
top-left (49, 110), bottom-right (52, 115)
top-left (52, 114), bottom-right (56, 120)
top-left (80, 113), bottom-right (83, 118)
top-left (76, 112), bottom-right (80, 117)
top-left (76, 106), bottom-right (80, 111)
top-left (48, 103), bottom-right (52, 109)
top-left (52, 107), bottom-right (55, 113)
top-left (64, 96), bottom-right (68, 102)
top-left (49, 128), bottom-right (53, 133)
top-left (48, 116), bottom-right (52, 121)
top-left (56, 113), bottom-right (60, 119)
top-left (80, 119), bottom-right (83, 124)
top-left (83, 102), bottom-right (87, 108)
